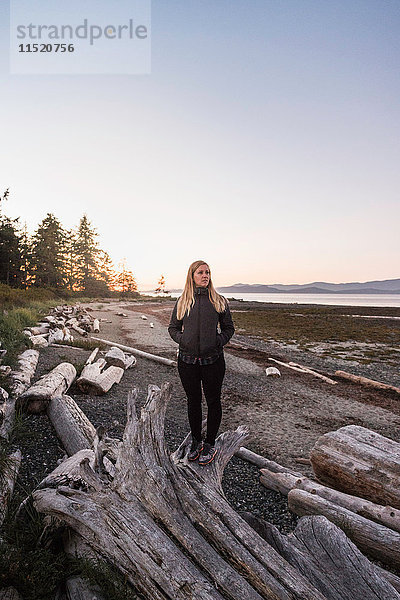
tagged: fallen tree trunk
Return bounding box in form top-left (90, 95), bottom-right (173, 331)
top-left (260, 468), bottom-right (400, 534)
top-left (18, 363), bottom-right (76, 414)
top-left (0, 449), bottom-right (22, 527)
top-left (91, 337), bottom-right (177, 366)
top-left (235, 446), bottom-right (303, 475)
top-left (93, 319), bottom-right (100, 333)
top-left (268, 358), bottom-right (336, 384)
top-left (0, 350), bottom-right (39, 440)
top-left (288, 362), bottom-right (337, 385)
top-left (242, 512), bottom-right (400, 600)
top-left (47, 395), bottom-right (97, 455)
top-left (76, 359), bottom-right (124, 395)
top-left (335, 371), bottom-right (400, 395)
top-left (288, 488), bottom-right (400, 570)
top-left (33, 385), bottom-right (328, 600)
top-left (310, 425), bottom-right (400, 509)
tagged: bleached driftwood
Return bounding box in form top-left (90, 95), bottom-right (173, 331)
top-left (0, 449), bottom-right (22, 526)
top-left (77, 359), bottom-right (124, 395)
top-left (93, 319), bottom-right (100, 333)
top-left (335, 371), bottom-right (400, 395)
top-left (33, 385), bottom-right (329, 600)
top-left (29, 325), bottom-right (50, 335)
top-left (0, 350), bottom-right (39, 440)
top-left (268, 358), bottom-right (337, 384)
top-left (288, 488), bottom-right (400, 570)
top-left (311, 425), bottom-right (400, 509)
top-left (92, 337), bottom-right (177, 367)
top-left (242, 512), bottom-right (400, 600)
top-left (0, 366), bottom-right (11, 378)
top-left (85, 347), bottom-right (99, 365)
top-left (260, 468), bottom-right (400, 534)
top-left (234, 446), bottom-right (303, 475)
top-left (48, 329), bottom-right (65, 344)
top-left (288, 362), bottom-right (337, 385)
top-left (71, 324), bottom-right (88, 337)
top-left (19, 363), bottom-right (76, 413)
top-left (104, 346), bottom-right (136, 370)
top-left (47, 395), bottom-right (97, 456)
top-left (265, 366), bottom-right (281, 377)
top-left (30, 334), bottom-right (49, 347)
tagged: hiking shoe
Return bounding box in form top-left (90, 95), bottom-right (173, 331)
top-left (188, 439), bottom-right (203, 461)
top-left (198, 443), bottom-right (217, 466)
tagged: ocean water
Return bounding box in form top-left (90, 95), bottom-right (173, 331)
top-left (166, 292), bottom-right (400, 308)
top-left (219, 292), bottom-right (400, 307)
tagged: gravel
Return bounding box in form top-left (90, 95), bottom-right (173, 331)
top-left (13, 343), bottom-right (298, 535)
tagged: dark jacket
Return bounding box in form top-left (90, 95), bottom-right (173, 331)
top-left (168, 288), bottom-right (235, 358)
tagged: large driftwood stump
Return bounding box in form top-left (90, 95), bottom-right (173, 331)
top-left (33, 384), bottom-right (329, 600)
top-left (311, 425), bottom-right (400, 508)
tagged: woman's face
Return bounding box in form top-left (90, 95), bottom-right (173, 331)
top-left (193, 264), bottom-right (210, 288)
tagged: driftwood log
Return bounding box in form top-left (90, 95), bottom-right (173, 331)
top-left (0, 350), bottom-right (39, 440)
top-left (260, 468), bottom-right (400, 534)
top-left (268, 358), bottom-right (337, 384)
top-left (92, 337), bottom-right (177, 367)
top-left (18, 363), bottom-right (76, 413)
top-left (47, 395), bottom-right (97, 456)
top-left (235, 446), bottom-right (303, 475)
top-left (335, 371), bottom-right (400, 395)
top-left (104, 346), bottom-right (136, 370)
top-left (76, 359), bottom-right (124, 395)
top-left (311, 425), bottom-right (400, 509)
top-left (242, 512), bottom-right (400, 599)
top-left (33, 384), bottom-right (331, 600)
top-left (0, 449), bottom-right (22, 527)
top-left (288, 488), bottom-right (400, 570)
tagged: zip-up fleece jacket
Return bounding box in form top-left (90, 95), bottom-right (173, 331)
top-left (168, 287), bottom-right (235, 358)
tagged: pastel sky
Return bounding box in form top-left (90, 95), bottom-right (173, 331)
top-left (1, 0), bottom-right (399, 289)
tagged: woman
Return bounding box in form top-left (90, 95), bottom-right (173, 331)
top-left (168, 260), bottom-right (235, 465)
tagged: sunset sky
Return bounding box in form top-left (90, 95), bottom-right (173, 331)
top-left (1, 1), bottom-right (399, 289)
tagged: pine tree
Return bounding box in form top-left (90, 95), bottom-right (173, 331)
top-left (155, 275), bottom-right (166, 293)
top-left (75, 215), bottom-right (100, 292)
top-left (30, 213), bottom-right (67, 288)
top-left (115, 259), bottom-right (138, 294)
top-left (0, 189), bottom-right (23, 287)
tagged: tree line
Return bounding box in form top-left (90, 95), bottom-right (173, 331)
top-left (0, 189), bottom-right (137, 295)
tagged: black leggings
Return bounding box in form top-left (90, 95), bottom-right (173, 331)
top-left (178, 355), bottom-right (226, 445)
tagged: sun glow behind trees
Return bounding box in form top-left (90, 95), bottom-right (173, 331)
top-left (0, 189), bottom-right (138, 295)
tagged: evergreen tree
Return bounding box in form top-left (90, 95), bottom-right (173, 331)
top-left (30, 213), bottom-right (67, 287)
top-left (75, 215), bottom-right (101, 291)
top-left (0, 189), bottom-right (23, 287)
top-left (64, 228), bottom-right (80, 291)
top-left (115, 259), bottom-right (138, 293)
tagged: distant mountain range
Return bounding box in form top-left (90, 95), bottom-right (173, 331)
top-left (216, 278), bottom-right (400, 295)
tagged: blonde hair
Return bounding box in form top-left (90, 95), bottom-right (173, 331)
top-left (177, 260), bottom-right (227, 320)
